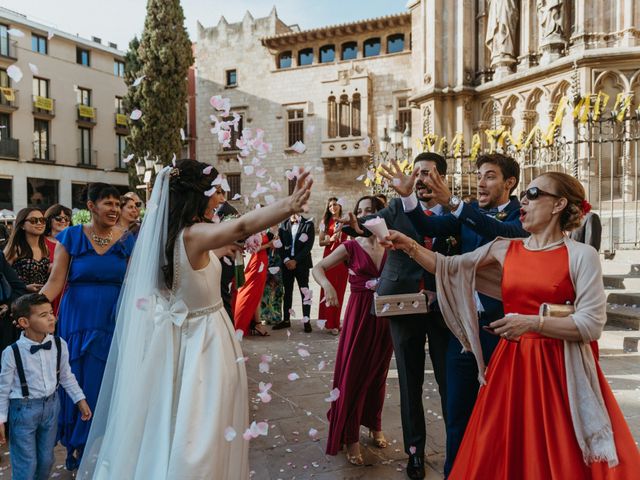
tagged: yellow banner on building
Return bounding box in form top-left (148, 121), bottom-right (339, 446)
top-left (34, 96), bottom-right (53, 111)
top-left (78, 105), bottom-right (96, 119)
top-left (0, 87), bottom-right (15, 102)
top-left (116, 113), bottom-right (128, 126)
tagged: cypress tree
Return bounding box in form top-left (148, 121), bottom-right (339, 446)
top-left (134, 0), bottom-right (193, 166)
top-left (122, 36), bottom-right (146, 187)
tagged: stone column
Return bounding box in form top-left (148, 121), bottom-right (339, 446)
top-left (518, 0), bottom-right (539, 70)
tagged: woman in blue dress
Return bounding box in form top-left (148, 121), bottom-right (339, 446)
top-left (41, 183), bottom-right (135, 470)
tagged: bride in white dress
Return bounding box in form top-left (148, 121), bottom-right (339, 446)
top-left (78, 159), bottom-right (313, 479)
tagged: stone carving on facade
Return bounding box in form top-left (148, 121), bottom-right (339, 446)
top-left (485, 0), bottom-right (519, 76)
top-left (537, 0), bottom-right (565, 64)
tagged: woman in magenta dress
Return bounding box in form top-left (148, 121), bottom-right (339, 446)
top-left (318, 197), bottom-right (348, 335)
top-left (385, 171), bottom-right (639, 479)
top-left (313, 195), bottom-right (392, 466)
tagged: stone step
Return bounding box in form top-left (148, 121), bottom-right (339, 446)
top-left (607, 292), bottom-right (640, 306)
top-left (606, 304), bottom-right (640, 330)
top-left (623, 336), bottom-right (640, 353)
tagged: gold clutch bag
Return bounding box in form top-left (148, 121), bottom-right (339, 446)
top-left (539, 303), bottom-right (575, 316)
top-left (374, 292), bottom-right (429, 317)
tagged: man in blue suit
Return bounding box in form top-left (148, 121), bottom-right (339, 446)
top-left (382, 153), bottom-right (528, 477)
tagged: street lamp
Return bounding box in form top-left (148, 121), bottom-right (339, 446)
top-left (402, 123), bottom-right (411, 151)
top-left (378, 127), bottom-right (391, 157)
top-left (391, 122), bottom-right (402, 146)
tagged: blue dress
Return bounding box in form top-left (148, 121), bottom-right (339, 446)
top-left (56, 225), bottom-right (135, 459)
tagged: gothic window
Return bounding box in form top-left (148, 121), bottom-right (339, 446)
top-left (397, 97), bottom-right (412, 133)
top-left (327, 96), bottom-right (337, 139)
top-left (338, 94), bottom-right (350, 137)
top-left (320, 45), bottom-right (335, 63)
top-left (363, 38), bottom-right (381, 58)
top-left (351, 93), bottom-right (361, 136)
top-left (387, 34), bottom-right (405, 54)
top-left (298, 48), bottom-right (314, 66)
top-left (278, 51), bottom-right (292, 69)
top-left (341, 42), bottom-right (357, 61)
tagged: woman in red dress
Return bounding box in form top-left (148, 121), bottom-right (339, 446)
top-left (44, 204), bottom-right (72, 314)
top-left (313, 196), bottom-right (392, 466)
top-left (385, 171), bottom-right (639, 479)
top-left (318, 197), bottom-right (348, 335)
top-left (233, 232), bottom-right (270, 336)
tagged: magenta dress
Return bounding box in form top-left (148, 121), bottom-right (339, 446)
top-left (326, 240), bottom-right (392, 455)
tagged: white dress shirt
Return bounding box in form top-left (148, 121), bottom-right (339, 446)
top-left (290, 222), bottom-right (300, 256)
top-left (0, 333), bottom-right (85, 423)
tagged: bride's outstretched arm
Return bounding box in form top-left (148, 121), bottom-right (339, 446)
top-left (185, 171), bottom-right (313, 254)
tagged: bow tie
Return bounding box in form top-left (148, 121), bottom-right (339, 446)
top-left (479, 207), bottom-right (500, 216)
top-left (30, 340), bottom-right (52, 354)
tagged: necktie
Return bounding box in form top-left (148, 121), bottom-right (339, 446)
top-left (423, 209), bottom-right (434, 250)
top-left (30, 340), bottom-right (52, 354)
top-left (479, 207), bottom-right (500, 216)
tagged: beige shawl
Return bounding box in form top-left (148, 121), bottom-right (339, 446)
top-left (434, 236), bottom-right (618, 466)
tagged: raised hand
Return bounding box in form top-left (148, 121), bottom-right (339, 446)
top-left (425, 169), bottom-right (453, 206)
top-left (288, 170), bottom-right (313, 214)
top-left (379, 159), bottom-right (418, 197)
top-left (338, 212), bottom-right (364, 235)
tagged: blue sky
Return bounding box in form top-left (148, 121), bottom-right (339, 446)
top-left (1, 0), bottom-right (408, 51)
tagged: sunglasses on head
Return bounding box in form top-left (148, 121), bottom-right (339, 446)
top-left (54, 215), bottom-right (70, 223)
top-left (524, 187), bottom-right (560, 201)
top-left (25, 217), bottom-right (46, 225)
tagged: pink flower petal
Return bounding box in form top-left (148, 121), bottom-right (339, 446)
top-left (224, 427), bottom-right (237, 442)
top-left (203, 165), bottom-right (214, 175)
top-left (297, 348), bottom-right (310, 358)
top-left (318, 360), bottom-right (326, 371)
top-left (316, 320), bottom-right (326, 330)
top-left (287, 373), bottom-right (300, 381)
top-left (325, 388), bottom-right (340, 402)
top-left (298, 233), bottom-right (308, 243)
top-left (130, 109), bottom-right (142, 120)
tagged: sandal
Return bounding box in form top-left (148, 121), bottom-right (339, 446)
top-left (369, 430), bottom-right (388, 448)
top-left (346, 443), bottom-right (364, 466)
top-left (250, 324), bottom-right (270, 336)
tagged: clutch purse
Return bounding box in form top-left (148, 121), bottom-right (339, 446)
top-left (539, 303), bottom-right (575, 316)
top-left (374, 292), bottom-right (429, 317)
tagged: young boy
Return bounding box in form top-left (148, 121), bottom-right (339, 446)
top-left (0, 293), bottom-right (91, 480)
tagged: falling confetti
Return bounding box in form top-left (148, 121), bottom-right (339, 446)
top-left (258, 362), bottom-right (270, 374)
top-left (298, 233), bottom-right (309, 243)
top-left (325, 388), bottom-right (340, 402)
top-left (180, 128), bottom-right (186, 140)
top-left (290, 141), bottom-right (306, 154)
top-left (28, 63), bottom-right (39, 75)
top-left (235, 329), bottom-right (244, 342)
top-left (409, 446), bottom-right (417, 455)
top-left (287, 373), bottom-right (300, 381)
top-left (356, 174), bottom-right (365, 181)
top-left (135, 297), bottom-right (149, 311)
top-left (308, 428), bottom-right (318, 439)
top-left (203, 165), bottom-right (214, 175)
top-left (244, 165), bottom-right (254, 175)
top-left (47, 31), bottom-right (55, 40)
top-left (204, 186), bottom-right (217, 197)
top-left (232, 193), bottom-right (242, 200)
top-left (224, 427), bottom-right (237, 442)
top-left (316, 319), bottom-right (327, 330)
top-left (130, 109), bottom-right (142, 120)
top-left (363, 137), bottom-right (371, 149)
top-left (273, 239), bottom-right (283, 249)
top-left (123, 154), bottom-right (135, 164)
top-left (6, 65), bottom-right (22, 83)
top-left (7, 28), bottom-right (24, 37)
top-left (318, 360), bottom-right (326, 371)
top-left (297, 348), bottom-right (310, 358)
top-left (132, 75), bottom-right (146, 87)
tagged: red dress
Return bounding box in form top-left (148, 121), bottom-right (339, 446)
top-left (450, 241), bottom-right (640, 479)
top-left (318, 218), bottom-right (348, 330)
top-left (233, 234), bottom-right (269, 335)
top-left (326, 240), bottom-right (392, 455)
top-left (45, 237), bottom-right (62, 315)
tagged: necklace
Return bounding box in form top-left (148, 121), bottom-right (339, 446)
top-left (523, 236), bottom-right (565, 251)
top-left (91, 228), bottom-right (113, 247)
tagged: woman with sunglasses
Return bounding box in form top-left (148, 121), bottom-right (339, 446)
top-left (117, 194), bottom-right (142, 233)
top-left (3, 208), bottom-right (50, 294)
top-left (383, 172), bottom-right (639, 478)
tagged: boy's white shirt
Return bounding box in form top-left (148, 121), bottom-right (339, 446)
top-left (0, 333), bottom-right (85, 423)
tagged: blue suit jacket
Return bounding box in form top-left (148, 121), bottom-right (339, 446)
top-left (405, 196), bottom-right (528, 318)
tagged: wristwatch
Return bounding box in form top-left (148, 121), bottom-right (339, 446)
top-left (448, 195), bottom-right (461, 209)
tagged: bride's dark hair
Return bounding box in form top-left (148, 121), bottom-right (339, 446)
top-left (162, 159), bottom-right (219, 289)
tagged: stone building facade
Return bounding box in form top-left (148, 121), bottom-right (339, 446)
top-left (196, 2), bottom-right (640, 249)
top-left (0, 7), bottom-right (129, 213)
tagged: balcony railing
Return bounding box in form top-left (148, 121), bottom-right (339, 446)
top-left (32, 142), bottom-right (56, 162)
top-left (0, 40), bottom-right (18, 60)
top-left (114, 112), bottom-right (128, 131)
top-left (77, 104), bottom-right (97, 125)
top-left (0, 138), bottom-right (19, 159)
top-left (77, 148), bottom-right (97, 167)
top-left (0, 88), bottom-right (18, 110)
top-left (32, 95), bottom-right (56, 117)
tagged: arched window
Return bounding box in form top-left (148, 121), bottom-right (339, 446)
top-left (320, 44), bottom-right (335, 63)
top-left (387, 34), bottom-right (405, 54)
top-left (341, 41), bottom-right (357, 61)
top-left (351, 93), bottom-right (361, 136)
top-left (278, 51), bottom-right (292, 69)
top-left (298, 48), bottom-right (314, 66)
top-left (363, 38), bottom-right (381, 57)
top-left (338, 94), bottom-right (350, 137)
top-left (327, 96), bottom-right (337, 138)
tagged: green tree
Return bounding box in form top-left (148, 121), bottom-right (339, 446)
top-left (136, 0), bottom-right (193, 165)
top-left (122, 36), bottom-right (146, 188)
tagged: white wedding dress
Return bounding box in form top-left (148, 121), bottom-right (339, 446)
top-left (78, 170), bottom-right (249, 480)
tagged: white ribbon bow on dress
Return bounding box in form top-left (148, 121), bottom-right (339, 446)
top-left (153, 295), bottom-right (189, 328)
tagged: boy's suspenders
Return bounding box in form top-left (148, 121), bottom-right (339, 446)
top-left (11, 336), bottom-right (62, 398)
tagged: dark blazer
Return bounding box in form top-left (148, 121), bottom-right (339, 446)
top-left (216, 201), bottom-right (238, 221)
top-left (279, 217), bottom-right (315, 270)
top-left (405, 196), bottom-right (527, 316)
top-left (342, 197), bottom-right (457, 297)
top-left (0, 251), bottom-right (27, 304)
top-left (570, 212), bottom-right (601, 252)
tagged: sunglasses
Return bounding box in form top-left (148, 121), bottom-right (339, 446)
top-left (53, 216), bottom-right (70, 223)
top-left (133, 202), bottom-right (142, 208)
top-left (25, 217), bottom-right (46, 225)
top-left (524, 187), bottom-right (560, 201)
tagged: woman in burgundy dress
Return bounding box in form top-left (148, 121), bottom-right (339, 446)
top-left (318, 197), bottom-right (348, 335)
top-left (313, 195), bottom-right (392, 466)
